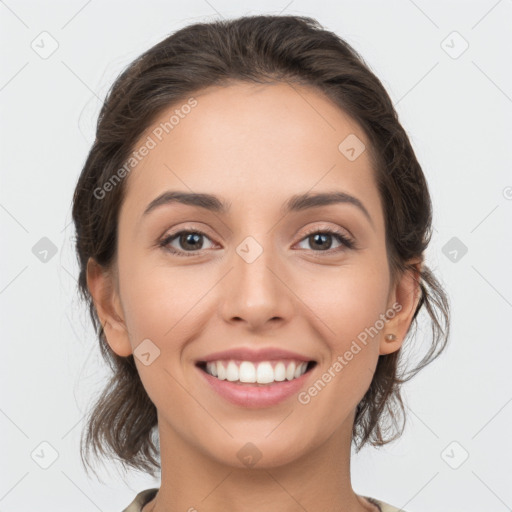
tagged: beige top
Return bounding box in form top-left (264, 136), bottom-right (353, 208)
top-left (122, 488), bottom-right (408, 512)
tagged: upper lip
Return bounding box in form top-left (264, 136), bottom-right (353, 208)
top-left (196, 347), bottom-right (316, 363)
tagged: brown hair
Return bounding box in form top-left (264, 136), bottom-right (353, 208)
top-left (72, 14), bottom-right (450, 478)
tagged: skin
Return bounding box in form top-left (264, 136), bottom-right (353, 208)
top-left (87, 81), bottom-right (421, 512)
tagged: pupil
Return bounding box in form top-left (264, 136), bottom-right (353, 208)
top-left (182, 232), bottom-right (201, 249)
top-left (312, 233), bottom-right (331, 250)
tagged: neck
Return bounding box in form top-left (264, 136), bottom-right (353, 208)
top-left (146, 409), bottom-right (376, 512)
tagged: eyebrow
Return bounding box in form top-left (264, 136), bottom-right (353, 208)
top-left (142, 190), bottom-right (374, 227)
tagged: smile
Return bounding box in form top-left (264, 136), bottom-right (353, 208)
top-left (195, 359), bottom-right (318, 408)
top-left (198, 359), bottom-right (315, 385)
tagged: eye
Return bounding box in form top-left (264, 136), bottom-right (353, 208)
top-left (295, 227), bottom-right (355, 253)
top-left (159, 230), bottom-right (216, 257)
top-left (159, 226), bottom-right (356, 257)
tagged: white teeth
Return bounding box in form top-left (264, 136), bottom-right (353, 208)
top-left (203, 360), bottom-right (310, 384)
top-left (274, 362), bottom-right (286, 381)
top-left (239, 361), bottom-right (257, 383)
top-left (206, 361), bottom-right (218, 377)
top-left (256, 362), bottom-right (274, 384)
top-left (226, 361), bottom-right (239, 382)
top-left (286, 362), bottom-right (296, 381)
top-left (216, 361), bottom-right (226, 380)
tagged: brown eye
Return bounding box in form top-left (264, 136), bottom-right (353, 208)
top-left (160, 230), bottom-right (215, 256)
top-left (295, 228), bottom-right (355, 253)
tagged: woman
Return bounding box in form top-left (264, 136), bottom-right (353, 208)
top-left (72, 15), bottom-right (450, 512)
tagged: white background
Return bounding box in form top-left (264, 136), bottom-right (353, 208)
top-left (1, 1), bottom-right (511, 511)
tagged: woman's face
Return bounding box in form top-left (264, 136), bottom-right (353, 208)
top-left (90, 81), bottom-right (418, 468)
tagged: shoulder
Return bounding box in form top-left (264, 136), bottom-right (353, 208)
top-left (121, 488), bottom-right (159, 512)
top-left (122, 490), bottom-right (407, 512)
top-left (363, 495), bottom-right (409, 512)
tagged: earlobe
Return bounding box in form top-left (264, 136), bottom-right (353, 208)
top-left (86, 257), bottom-right (133, 357)
top-left (380, 260), bottom-right (422, 356)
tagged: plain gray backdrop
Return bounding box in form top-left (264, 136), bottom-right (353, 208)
top-left (1, 1), bottom-right (511, 511)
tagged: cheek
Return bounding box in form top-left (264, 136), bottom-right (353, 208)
top-left (118, 252), bottom-right (209, 344)
top-left (293, 259), bottom-right (389, 409)
top-left (296, 260), bottom-right (390, 348)
top-left (117, 259), bottom-right (209, 409)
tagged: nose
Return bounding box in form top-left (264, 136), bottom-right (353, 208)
top-left (219, 239), bottom-right (295, 331)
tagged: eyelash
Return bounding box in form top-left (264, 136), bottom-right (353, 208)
top-left (158, 226), bottom-right (356, 257)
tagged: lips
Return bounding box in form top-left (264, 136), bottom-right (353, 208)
top-left (196, 347), bottom-right (316, 364)
top-left (194, 346), bottom-right (318, 407)
top-left (196, 358), bottom-right (318, 408)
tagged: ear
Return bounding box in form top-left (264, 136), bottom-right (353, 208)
top-left (86, 257), bottom-right (133, 357)
top-left (380, 259), bottom-right (423, 356)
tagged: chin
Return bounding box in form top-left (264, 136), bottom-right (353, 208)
top-left (202, 432), bottom-right (312, 470)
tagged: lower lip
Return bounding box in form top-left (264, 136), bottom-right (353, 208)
top-left (196, 364), bottom-right (315, 408)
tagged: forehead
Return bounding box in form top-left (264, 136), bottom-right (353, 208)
top-left (120, 81), bottom-right (383, 230)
